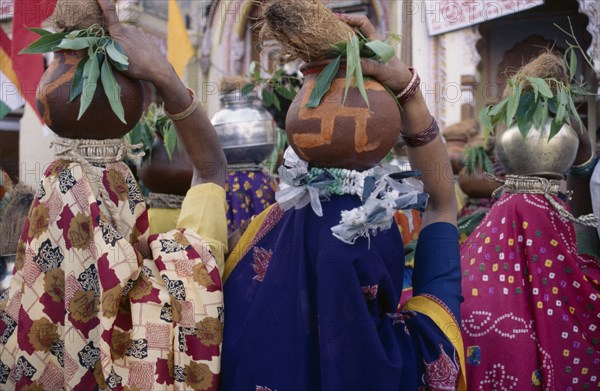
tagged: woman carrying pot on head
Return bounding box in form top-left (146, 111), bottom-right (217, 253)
top-left (0, 0), bottom-right (227, 389)
top-left (460, 53), bottom-right (600, 390)
top-left (221, 9), bottom-right (465, 391)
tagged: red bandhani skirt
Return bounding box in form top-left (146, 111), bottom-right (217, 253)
top-left (461, 193), bottom-right (600, 390)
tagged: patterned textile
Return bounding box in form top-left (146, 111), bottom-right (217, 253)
top-left (222, 196), bottom-right (465, 391)
top-left (225, 170), bottom-right (276, 233)
top-left (0, 168), bottom-right (12, 224)
top-left (458, 210), bottom-right (487, 245)
top-left (395, 209), bottom-right (423, 246)
top-left (459, 197), bottom-right (495, 218)
top-left (0, 160), bottom-right (223, 390)
top-left (461, 193), bottom-right (600, 390)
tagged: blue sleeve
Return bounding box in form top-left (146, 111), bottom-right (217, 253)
top-left (413, 222), bottom-right (463, 321)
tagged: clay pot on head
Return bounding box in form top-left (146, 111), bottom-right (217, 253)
top-left (285, 59), bottom-right (401, 170)
top-left (444, 133), bottom-right (469, 175)
top-left (137, 135), bottom-right (193, 196)
top-left (458, 166), bottom-right (501, 199)
top-left (36, 50), bottom-right (145, 139)
top-left (495, 119), bottom-right (579, 180)
top-left (442, 119), bottom-right (480, 175)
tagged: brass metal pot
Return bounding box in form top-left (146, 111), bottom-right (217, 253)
top-left (495, 120), bottom-right (579, 179)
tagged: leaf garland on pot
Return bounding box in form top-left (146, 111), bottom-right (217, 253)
top-left (258, 0), bottom-right (401, 109)
top-left (21, 24), bottom-right (129, 123)
top-left (305, 31), bottom-right (401, 109)
top-left (242, 61), bottom-right (301, 112)
top-left (479, 51), bottom-right (587, 142)
top-left (125, 103), bottom-right (183, 161)
top-left (462, 145), bottom-right (494, 175)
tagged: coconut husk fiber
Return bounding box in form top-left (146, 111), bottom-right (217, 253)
top-left (259, 0), bottom-right (355, 63)
top-left (504, 52), bottom-right (569, 96)
top-left (0, 185), bottom-right (35, 256)
top-left (51, 0), bottom-right (108, 32)
top-left (220, 76), bottom-right (250, 95)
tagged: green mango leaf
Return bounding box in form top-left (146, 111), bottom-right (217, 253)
top-left (331, 42), bottom-right (348, 55)
top-left (479, 105), bottom-right (493, 141)
top-left (305, 55), bottom-right (341, 108)
top-left (163, 127), bottom-right (178, 160)
top-left (526, 77), bottom-right (553, 98)
top-left (106, 41), bottom-right (129, 67)
top-left (57, 37), bottom-right (95, 50)
top-left (531, 99), bottom-right (544, 129)
top-left (27, 27), bottom-right (52, 36)
top-left (354, 58), bottom-right (369, 108)
top-left (241, 83), bottom-right (255, 96)
top-left (262, 89), bottom-right (274, 107)
top-left (65, 29), bottom-right (88, 39)
top-left (505, 83), bottom-right (521, 128)
top-left (101, 58), bottom-right (126, 124)
top-left (489, 97), bottom-right (509, 117)
top-left (349, 35), bottom-right (369, 107)
top-left (78, 51), bottom-right (101, 120)
top-left (275, 85), bottom-right (298, 101)
top-left (548, 116), bottom-right (563, 140)
top-left (539, 101), bottom-right (549, 130)
top-left (69, 56), bottom-right (89, 102)
top-left (516, 117), bottom-right (528, 139)
top-left (547, 97), bottom-right (558, 113)
top-left (555, 88), bottom-right (568, 125)
top-left (343, 35), bottom-right (359, 105)
top-left (567, 94), bottom-right (583, 132)
top-left (515, 91), bottom-right (534, 119)
top-left (19, 32), bottom-right (68, 54)
top-left (272, 93), bottom-right (281, 111)
top-left (365, 39), bottom-right (395, 63)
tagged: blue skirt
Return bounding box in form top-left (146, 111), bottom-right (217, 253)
top-left (222, 195), bottom-right (465, 391)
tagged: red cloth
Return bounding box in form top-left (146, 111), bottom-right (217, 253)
top-left (461, 193), bottom-right (600, 390)
top-left (11, 0), bottom-right (57, 121)
top-left (0, 28), bottom-right (11, 55)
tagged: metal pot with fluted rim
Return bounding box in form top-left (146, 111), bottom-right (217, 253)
top-left (285, 59), bottom-right (401, 170)
top-left (495, 119), bottom-right (579, 179)
top-left (211, 91), bottom-right (276, 165)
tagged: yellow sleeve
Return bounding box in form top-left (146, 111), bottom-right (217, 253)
top-left (177, 183), bottom-right (229, 274)
top-left (148, 208), bottom-right (181, 235)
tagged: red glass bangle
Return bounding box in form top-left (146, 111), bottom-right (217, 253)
top-left (396, 68), bottom-right (420, 105)
top-left (401, 118), bottom-right (439, 148)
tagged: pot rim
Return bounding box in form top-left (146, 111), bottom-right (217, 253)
top-left (300, 57), bottom-right (347, 74)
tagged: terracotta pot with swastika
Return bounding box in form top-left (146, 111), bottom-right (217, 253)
top-left (36, 50), bottom-right (145, 139)
top-left (285, 59), bottom-right (401, 170)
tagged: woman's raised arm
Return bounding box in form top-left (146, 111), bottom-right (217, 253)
top-left (97, 0), bottom-right (226, 188)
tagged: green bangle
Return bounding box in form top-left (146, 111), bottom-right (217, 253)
top-left (567, 155), bottom-right (598, 178)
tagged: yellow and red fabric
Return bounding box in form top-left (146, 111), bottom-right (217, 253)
top-left (0, 28), bottom-right (22, 117)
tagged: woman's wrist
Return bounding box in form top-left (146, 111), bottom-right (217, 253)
top-left (152, 65), bottom-right (181, 95)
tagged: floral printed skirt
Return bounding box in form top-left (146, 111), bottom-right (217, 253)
top-left (0, 160), bottom-right (223, 390)
top-left (225, 170), bottom-right (276, 233)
